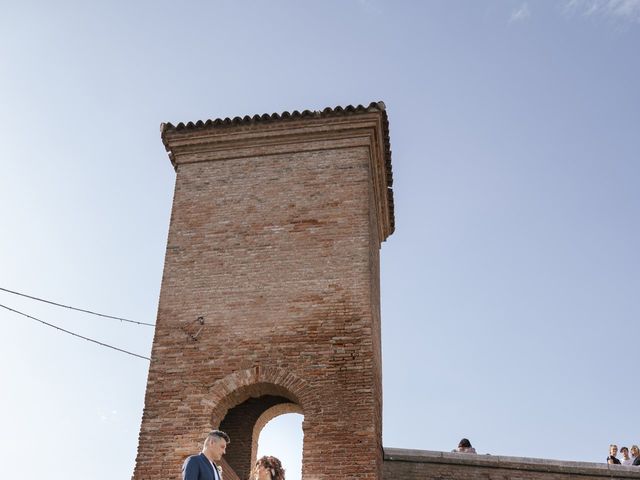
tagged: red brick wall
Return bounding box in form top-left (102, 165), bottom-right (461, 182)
top-left (383, 448), bottom-right (640, 480)
top-left (133, 108), bottom-right (393, 480)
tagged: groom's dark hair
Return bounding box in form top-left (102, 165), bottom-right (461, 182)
top-left (208, 430), bottom-right (230, 444)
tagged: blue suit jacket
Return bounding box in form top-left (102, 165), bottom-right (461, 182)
top-left (182, 453), bottom-right (218, 480)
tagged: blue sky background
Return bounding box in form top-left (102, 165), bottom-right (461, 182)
top-left (1, 1), bottom-right (638, 479)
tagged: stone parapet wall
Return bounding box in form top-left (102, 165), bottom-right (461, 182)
top-left (384, 448), bottom-right (640, 480)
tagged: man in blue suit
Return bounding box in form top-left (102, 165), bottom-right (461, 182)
top-left (182, 430), bottom-right (230, 480)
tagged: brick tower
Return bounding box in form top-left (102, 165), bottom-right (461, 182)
top-left (133, 102), bottom-right (395, 480)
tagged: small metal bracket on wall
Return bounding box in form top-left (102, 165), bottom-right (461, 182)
top-left (182, 316), bottom-right (205, 342)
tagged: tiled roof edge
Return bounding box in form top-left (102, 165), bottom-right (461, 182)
top-left (160, 101), bottom-right (387, 133)
top-left (160, 101), bottom-right (395, 236)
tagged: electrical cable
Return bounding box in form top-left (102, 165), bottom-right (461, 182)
top-left (0, 286), bottom-right (154, 326)
top-left (0, 302), bottom-right (151, 361)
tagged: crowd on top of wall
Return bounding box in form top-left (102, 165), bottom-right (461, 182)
top-left (607, 444), bottom-right (640, 466)
top-left (452, 439), bottom-right (640, 467)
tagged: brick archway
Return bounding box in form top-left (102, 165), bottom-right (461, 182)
top-left (202, 367), bottom-right (312, 480)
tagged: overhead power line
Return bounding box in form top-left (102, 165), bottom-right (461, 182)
top-left (0, 302), bottom-right (151, 361)
top-left (0, 286), bottom-right (154, 327)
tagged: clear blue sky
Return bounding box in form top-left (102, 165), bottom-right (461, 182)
top-left (1, 2), bottom-right (638, 479)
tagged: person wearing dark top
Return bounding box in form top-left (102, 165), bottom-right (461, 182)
top-left (182, 430), bottom-right (230, 480)
top-left (607, 444), bottom-right (621, 465)
top-left (632, 445), bottom-right (640, 466)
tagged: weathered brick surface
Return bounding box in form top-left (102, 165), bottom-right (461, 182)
top-left (383, 448), bottom-right (640, 480)
top-left (132, 106), bottom-right (393, 480)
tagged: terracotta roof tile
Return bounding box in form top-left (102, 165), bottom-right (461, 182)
top-left (162, 101), bottom-right (386, 131)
